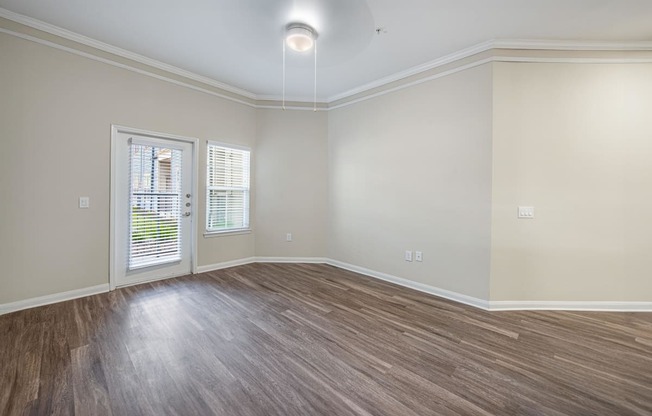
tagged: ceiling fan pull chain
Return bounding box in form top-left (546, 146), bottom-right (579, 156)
top-left (282, 39), bottom-right (286, 111)
top-left (314, 39), bottom-right (317, 112)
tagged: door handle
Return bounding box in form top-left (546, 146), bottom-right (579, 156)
top-left (183, 212), bottom-right (191, 217)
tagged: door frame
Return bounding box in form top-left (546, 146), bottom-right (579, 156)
top-left (109, 125), bottom-right (199, 290)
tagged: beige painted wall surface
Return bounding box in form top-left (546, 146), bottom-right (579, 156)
top-left (491, 62), bottom-right (652, 301)
top-left (255, 109), bottom-right (328, 258)
top-left (0, 33), bottom-right (256, 303)
top-left (328, 64), bottom-right (493, 300)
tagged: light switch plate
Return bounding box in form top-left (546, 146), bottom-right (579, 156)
top-left (518, 206), bottom-right (534, 219)
top-left (405, 250), bottom-right (413, 262)
top-left (79, 197), bottom-right (90, 209)
top-left (415, 251), bottom-right (423, 262)
top-left (286, 233), bottom-right (292, 242)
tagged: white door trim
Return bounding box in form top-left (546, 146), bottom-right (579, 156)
top-left (109, 125), bottom-right (199, 291)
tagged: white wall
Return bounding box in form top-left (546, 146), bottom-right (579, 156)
top-left (0, 32), bottom-right (256, 304)
top-left (491, 62), bottom-right (652, 301)
top-left (255, 109), bottom-right (328, 258)
top-left (328, 64), bottom-right (494, 300)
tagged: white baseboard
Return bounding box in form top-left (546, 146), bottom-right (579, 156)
top-left (0, 257), bottom-right (321, 315)
top-left (255, 256), bottom-right (328, 264)
top-left (4, 257), bottom-right (651, 315)
top-left (325, 259), bottom-right (491, 310)
top-left (0, 284), bottom-right (110, 315)
top-left (322, 259), bottom-right (652, 312)
top-left (489, 300), bottom-right (652, 312)
top-left (196, 257), bottom-right (257, 273)
top-left (196, 256), bottom-right (328, 274)
top-left (196, 257), bottom-right (490, 311)
top-left (197, 256), bottom-right (652, 313)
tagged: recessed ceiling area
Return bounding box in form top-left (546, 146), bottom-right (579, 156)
top-left (1, 0), bottom-right (652, 101)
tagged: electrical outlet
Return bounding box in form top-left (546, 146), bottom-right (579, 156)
top-left (415, 251), bottom-right (423, 262)
top-left (79, 197), bottom-right (90, 209)
top-left (518, 206), bottom-right (534, 219)
top-left (405, 250), bottom-right (413, 262)
top-left (286, 233), bottom-right (292, 242)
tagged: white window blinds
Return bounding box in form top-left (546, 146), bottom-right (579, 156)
top-left (206, 143), bottom-right (250, 232)
top-left (129, 143), bottom-right (183, 269)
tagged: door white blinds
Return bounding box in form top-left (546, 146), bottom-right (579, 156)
top-left (128, 142), bottom-right (183, 270)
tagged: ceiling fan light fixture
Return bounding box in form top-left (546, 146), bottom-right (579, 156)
top-left (285, 23), bottom-right (317, 52)
top-left (282, 22), bottom-right (319, 111)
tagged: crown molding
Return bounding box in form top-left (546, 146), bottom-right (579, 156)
top-left (326, 38), bottom-right (652, 103)
top-left (0, 26), bottom-right (259, 109)
top-left (2, 7), bottom-right (652, 109)
top-left (256, 94), bottom-right (319, 102)
top-left (495, 56), bottom-right (652, 64)
top-left (493, 38), bottom-right (652, 51)
top-left (256, 105), bottom-right (327, 111)
top-left (326, 40), bottom-right (496, 103)
top-left (328, 57), bottom-right (494, 110)
top-left (328, 54), bottom-right (652, 110)
top-left (0, 7), bottom-right (258, 100)
top-left (0, 24), bottom-right (323, 111)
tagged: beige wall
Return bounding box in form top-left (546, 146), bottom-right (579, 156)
top-left (0, 32), bottom-right (256, 304)
top-left (491, 62), bottom-right (652, 301)
top-left (255, 109), bottom-right (328, 258)
top-left (328, 65), bottom-right (494, 300)
top-left (3, 22), bottom-right (651, 308)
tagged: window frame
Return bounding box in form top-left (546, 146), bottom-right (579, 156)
top-left (205, 141), bottom-right (251, 236)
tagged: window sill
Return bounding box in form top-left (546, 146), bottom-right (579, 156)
top-left (203, 229), bottom-right (252, 238)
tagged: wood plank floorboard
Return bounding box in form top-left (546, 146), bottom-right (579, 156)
top-left (1, 263), bottom-right (651, 415)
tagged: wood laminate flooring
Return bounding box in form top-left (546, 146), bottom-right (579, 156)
top-left (1, 263), bottom-right (651, 415)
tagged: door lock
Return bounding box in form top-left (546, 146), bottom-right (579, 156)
top-left (183, 212), bottom-right (191, 217)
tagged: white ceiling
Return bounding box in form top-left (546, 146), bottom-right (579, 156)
top-left (1, 0), bottom-right (652, 101)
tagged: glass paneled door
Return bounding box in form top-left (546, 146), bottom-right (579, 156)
top-left (111, 127), bottom-right (195, 288)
